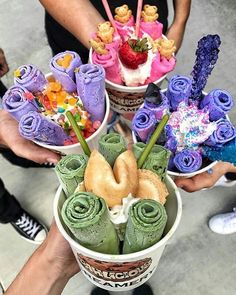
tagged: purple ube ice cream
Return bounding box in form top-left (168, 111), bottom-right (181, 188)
top-left (75, 64), bottom-right (105, 122)
top-left (2, 85), bottom-right (39, 121)
top-left (19, 111), bottom-right (68, 146)
top-left (50, 51), bottom-right (82, 93)
top-left (199, 89), bottom-right (234, 121)
top-left (204, 118), bottom-right (236, 147)
top-left (132, 108), bottom-right (156, 143)
top-left (166, 75), bottom-right (192, 111)
top-left (144, 83), bottom-right (170, 121)
top-left (14, 64), bottom-right (47, 93)
top-left (173, 149), bottom-right (202, 173)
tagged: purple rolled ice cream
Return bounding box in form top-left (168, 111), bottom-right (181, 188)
top-left (14, 64), bottom-right (47, 93)
top-left (173, 149), bottom-right (202, 173)
top-left (76, 64), bottom-right (105, 122)
top-left (144, 83), bottom-right (170, 120)
top-left (19, 111), bottom-right (68, 146)
top-left (204, 118), bottom-right (236, 147)
top-left (2, 85), bottom-right (39, 121)
top-left (50, 51), bottom-right (82, 93)
top-left (166, 75), bottom-right (192, 111)
top-left (199, 89), bottom-right (234, 121)
top-left (132, 108), bottom-right (156, 143)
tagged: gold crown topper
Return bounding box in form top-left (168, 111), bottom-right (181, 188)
top-left (114, 4), bottom-right (132, 23)
top-left (141, 5), bottom-right (158, 22)
top-left (96, 21), bottom-right (114, 44)
top-left (89, 38), bottom-right (108, 55)
top-left (152, 38), bottom-right (176, 59)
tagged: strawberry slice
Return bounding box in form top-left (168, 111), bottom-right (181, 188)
top-left (119, 38), bottom-right (149, 69)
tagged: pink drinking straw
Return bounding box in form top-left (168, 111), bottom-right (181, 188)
top-left (135, 0), bottom-right (143, 37)
top-left (101, 0), bottom-right (118, 35)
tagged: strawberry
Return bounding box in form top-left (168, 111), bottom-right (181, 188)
top-left (118, 38), bottom-right (149, 69)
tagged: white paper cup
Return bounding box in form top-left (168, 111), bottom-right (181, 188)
top-left (131, 89), bottom-right (218, 178)
top-left (54, 176), bottom-right (182, 292)
top-left (89, 49), bottom-right (167, 123)
top-left (34, 74), bottom-right (110, 155)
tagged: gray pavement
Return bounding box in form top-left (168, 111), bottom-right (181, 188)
top-left (0, 0), bottom-right (236, 294)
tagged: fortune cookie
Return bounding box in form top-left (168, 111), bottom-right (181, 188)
top-left (136, 169), bottom-right (169, 205)
top-left (84, 150), bottom-right (138, 207)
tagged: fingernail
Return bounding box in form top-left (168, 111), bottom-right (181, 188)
top-left (46, 158), bottom-right (58, 164)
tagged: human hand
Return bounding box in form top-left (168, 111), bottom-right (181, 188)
top-left (0, 110), bottom-right (60, 164)
top-left (174, 162), bottom-right (236, 192)
top-left (0, 48), bottom-right (9, 78)
top-left (40, 220), bottom-right (80, 280)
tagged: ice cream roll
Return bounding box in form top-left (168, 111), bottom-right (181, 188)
top-left (98, 133), bottom-right (127, 167)
top-left (166, 75), bottom-right (192, 111)
top-left (132, 108), bottom-right (156, 143)
top-left (2, 85), bottom-right (39, 121)
top-left (204, 118), bottom-right (236, 147)
top-left (199, 89), bottom-right (234, 121)
top-left (75, 64), bottom-right (105, 122)
top-left (19, 111), bottom-right (69, 146)
top-left (143, 83), bottom-right (170, 120)
top-left (55, 154), bottom-right (88, 197)
top-left (14, 64), bottom-right (47, 93)
top-left (114, 5), bottom-right (135, 41)
top-left (139, 5), bottom-right (163, 40)
top-left (145, 51), bottom-right (176, 84)
top-left (132, 142), bottom-right (171, 181)
top-left (92, 46), bottom-right (123, 85)
top-left (49, 51), bottom-right (82, 93)
top-left (173, 149), bottom-right (202, 173)
top-left (61, 192), bottom-right (119, 254)
top-left (123, 199), bottom-right (167, 254)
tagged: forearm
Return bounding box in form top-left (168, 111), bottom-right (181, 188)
top-left (166, 0), bottom-right (191, 51)
top-left (172, 0), bottom-right (191, 26)
top-left (5, 247), bottom-right (69, 295)
top-left (39, 0), bottom-right (104, 48)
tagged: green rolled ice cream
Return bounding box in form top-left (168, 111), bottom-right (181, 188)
top-left (123, 199), bottom-right (167, 254)
top-left (98, 133), bottom-right (127, 167)
top-left (61, 192), bottom-right (120, 254)
top-left (55, 154), bottom-right (88, 197)
top-left (132, 142), bottom-right (171, 180)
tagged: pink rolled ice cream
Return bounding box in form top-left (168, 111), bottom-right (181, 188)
top-left (14, 64), bottom-right (47, 93)
top-left (75, 64), bottom-right (105, 122)
top-left (2, 85), bottom-right (39, 121)
top-left (92, 47), bottom-right (122, 85)
top-left (139, 20), bottom-right (163, 40)
top-left (145, 52), bottom-right (176, 84)
top-left (115, 15), bottom-right (135, 42)
top-left (49, 51), bottom-right (82, 93)
top-left (19, 111), bottom-right (69, 146)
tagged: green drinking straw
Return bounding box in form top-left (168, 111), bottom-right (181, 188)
top-left (137, 114), bottom-right (169, 169)
top-left (66, 111), bottom-right (91, 157)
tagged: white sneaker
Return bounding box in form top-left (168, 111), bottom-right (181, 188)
top-left (209, 208), bottom-right (236, 234)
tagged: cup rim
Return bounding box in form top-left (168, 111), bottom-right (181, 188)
top-left (54, 175), bottom-right (182, 261)
top-left (131, 89), bottom-right (219, 178)
top-left (34, 74), bottom-right (110, 150)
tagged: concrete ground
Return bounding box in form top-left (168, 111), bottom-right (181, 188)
top-left (0, 0), bottom-right (236, 294)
